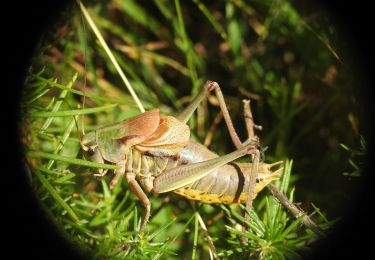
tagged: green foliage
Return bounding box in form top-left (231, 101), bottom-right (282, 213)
top-left (221, 161), bottom-right (333, 259)
top-left (340, 136), bottom-right (367, 177)
top-left (21, 0), bottom-right (362, 258)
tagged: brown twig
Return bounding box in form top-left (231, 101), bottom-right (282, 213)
top-left (266, 184), bottom-right (326, 238)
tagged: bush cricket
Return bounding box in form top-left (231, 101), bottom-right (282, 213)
top-left (81, 80), bottom-right (284, 233)
top-left (78, 1), bottom-right (325, 240)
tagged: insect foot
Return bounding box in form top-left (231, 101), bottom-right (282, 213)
top-left (205, 80), bottom-right (219, 92)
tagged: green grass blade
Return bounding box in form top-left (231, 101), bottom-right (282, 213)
top-left (278, 215), bottom-right (305, 241)
top-left (118, 0), bottom-right (162, 34)
top-left (192, 212), bottom-right (199, 260)
top-left (149, 217), bottom-right (177, 241)
top-left (311, 203), bottom-right (329, 223)
top-left (174, 0), bottom-right (199, 91)
top-left (46, 116), bottom-right (77, 170)
top-left (26, 88), bottom-right (51, 105)
top-left (40, 73), bottom-right (77, 131)
top-left (28, 151), bottom-right (118, 169)
top-left (153, 213), bottom-right (197, 260)
top-left (225, 225), bottom-right (261, 241)
top-left (79, 1), bottom-right (145, 112)
top-left (54, 172), bottom-right (76, 184)
top-left (32, 74), bottom-right (133, 104)
top-left (192, 0), bottom-right (227, 39)
top-left (34, 169), bottom-right (79, 222)
top-left (280, 160), bottom-right (292, 193)
top-left (27, 104), bottom-right (117, 117)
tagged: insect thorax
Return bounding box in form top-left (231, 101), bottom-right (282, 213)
top-left (126, 147), bottom-right (178, 192)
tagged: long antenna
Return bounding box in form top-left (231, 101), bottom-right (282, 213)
top-left (78, 0), bottom-right (145, 113)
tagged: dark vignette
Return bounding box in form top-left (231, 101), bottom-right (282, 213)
top-left (306, 1), bottom-right (374, 259)
top-left (7, 0), bottom-right (86, 259)
top-left (6, 0), bottom-right (373, 259)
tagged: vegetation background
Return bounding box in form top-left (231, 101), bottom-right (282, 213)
top-left (19, 0), bottom-right (368, 259)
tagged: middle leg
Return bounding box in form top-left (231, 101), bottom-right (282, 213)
top-left (126, 171), bottom-right (151, 232)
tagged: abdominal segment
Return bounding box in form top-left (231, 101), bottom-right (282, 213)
top-left (173, 163), bottom-right (251, 204)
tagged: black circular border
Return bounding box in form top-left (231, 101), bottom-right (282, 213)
top-left (6, 1), bottom-right (374, 259)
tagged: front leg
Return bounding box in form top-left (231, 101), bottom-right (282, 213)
top-left (94, 170), bottom-right (108, 177)
top-left (109, 160), bottom-right (126, 189)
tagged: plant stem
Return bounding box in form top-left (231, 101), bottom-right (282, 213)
top-left (266, 184), bottom-right (326, 238)
top-left (78, 0), bottom-right (145, 113)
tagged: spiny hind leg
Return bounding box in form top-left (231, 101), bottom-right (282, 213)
top-left (241, 99), bottom-right (261, 245)
top-left (242, 99), bottom-right (262, 140)
top-left (207, 81), bottom-right (246, 149)
top-left (153, 143), bottom-right (257, 193)
top-left (178, 80), bottom-right (251, 149)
